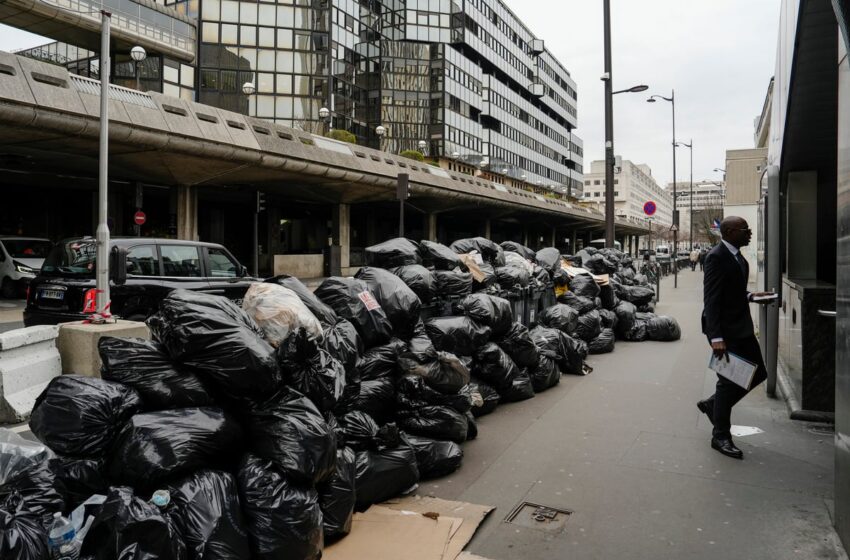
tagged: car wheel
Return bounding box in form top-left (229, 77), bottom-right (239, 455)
top-left (0, 278), bottom-right (16, 299)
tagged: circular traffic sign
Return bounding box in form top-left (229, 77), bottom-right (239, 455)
top-left (643, 201), bottom-right (657, 216)
top-left (134, 210), bottom-right (147, 226)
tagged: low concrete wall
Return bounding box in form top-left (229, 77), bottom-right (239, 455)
top-left (0, 326), bottom-right (61, 423)
top-left (58, 320), bottom-right (150, 377)
top-left (274, 254), bottom-right (324, 278)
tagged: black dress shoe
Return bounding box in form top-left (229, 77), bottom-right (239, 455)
top-left (697, 399), bottom-right (714, 425)
top-left (711, 437), bottom-right (743, 459)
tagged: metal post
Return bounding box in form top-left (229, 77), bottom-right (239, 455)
top-left (398, 199), bottom-right (404, 237)
top-left (96, 10), bottom-right (111, 314)
top-left (603, 0), bottom-right (615, 248)
top-left (253, 203), bottom-right (259, 277)
top-left (689, 138), bottom-right (694, 250)
top-left (671, 90), bottom-right (678, 288)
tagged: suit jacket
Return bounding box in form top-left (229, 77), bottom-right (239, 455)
top-left (701, 242), bottom-right (754, 341)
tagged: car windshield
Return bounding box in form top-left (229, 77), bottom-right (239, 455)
top-left (3, 240), bottom-right (52, 259)
top-left (40, 240), bottom-right (98, 277)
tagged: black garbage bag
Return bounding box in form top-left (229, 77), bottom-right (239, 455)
top-left (552, 268), bottom-right (570, 287)
top-left (403, 434), bottom-right (463, 479)
top-left (246, 391), bottom-right (336, 485)
top-left (167, 470), bottom-right (251, 560)
top-left (472, 263), bottom-right (498, 292)
top-left (599, 283), bottom-right (618, 310)
top-left (266, 275), bottom-right (338, 325)
top-left (396, 375), bottom-right (470, 413)
top-left (588, 328), bottom-right (616, 354)
top-left (399, 353), bottom-right (471, 396)
top-left (357, 338), bottom-right (406, 381)
top-left (278, 330), bottom-right (346, 413)
top-left (574, 310), bottom-right (603, 342)
top-left (354, 441), bottom-right (419, 510)
top-left (318, 447), bottom-right (356, 541)
top-left (147, 290), bottom-right (281, 404)
top-left (614, 301), bottom-right (638, 332)
top-left (496, 322), bottom-right (539, 368)
top-left (557, 291), bottom-right (597, 314)
top-left (419, 240), bottom-right (466, 270)
top-left (390, 264), bottom-right (435, 304)
top-left (322, 318), bottom-right (363, 376)
top-left (397, 405), bottom-right (468, 443)
top-left (618, 285), bottom-right (655, 306)
top-left (432, 270), bottom-right (473, 297)
top-left (646, 316), bottom-right (682, 341)
top-left (535, 247), bottom-right (561, 275)
top-left (29, 375), bottom-right (141, 459)
top-left (81, 486), bottom-right (186, 560)
top-left (315, 278), bottom-right (394, 348)
top-left (559, 333), bottom-right (588, 375)
top-left (349, 378), bottom-right (397, 423)
top-left (406, 320), bottom-right (437, 362)
top-left (620, 320), bottom-right (648, 342)
top-left (495, 264), bottom-right (530, 290)
top-left (532, 265), bottom-right (552, 285)
top-left (99, 337), bottom-right (213, 411)
top-left (472, 343), bottom-right (520, 391)
top-left (0, 493), bottom-right (48, 560)
top-left (108, 407), bottom-right (242, 490)
top-left (425, 316), bottom-right (491, 356)
top-left (365, 238), bottom-right (421, 268)
top-left (467, 379), bottom-right (500, 417)
top-left (465, 411), bottom-right (478, 440)
top-left (356, 266), bottom-right (422, 339)
top-left (599, 308), bottom-right (619, 330)
top-left (568, 274), bottom-right (601, 299)
top-left (500, 241), bottom-right (536, 262)
top-left (336, 411), bottom-right (400, 452)
top-left (49, 457), bottom-right (106, 511)
top-left (635, 312), bottom-right (655, 322)
top-left (500, 371), bottom-right (535, 402)
top-left (460, 293), bottom-right (513, 337)
top-left (637, 302), bottom-right (656, 313)
top-left (530, 354), bottom-right (561, 393)
top-left (538, 304), bottom-right (580, 333)
top-left (450, 237), bottom-right (505, 266)
top-left (583, 254), bottom-right (617, 275)
top-left (237, 454), bottom-right (323, 560)
top-left (0, 458), bottom-right (63, 523)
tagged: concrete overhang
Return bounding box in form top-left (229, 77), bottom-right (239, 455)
top-left (0, 51), bottom-right (649, 236)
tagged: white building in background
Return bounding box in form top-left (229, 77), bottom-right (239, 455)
top-left (581, 158), bottom-right (674, 227)
top-left (666, 180), bottom-right (727, 247)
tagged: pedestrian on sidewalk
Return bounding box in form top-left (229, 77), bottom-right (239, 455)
top-left (698, 216), bottom-right (775, 459)
top-left (689, 248), bottom-right (699, 271)
top-left (699, 249), bottom-right (706, 271)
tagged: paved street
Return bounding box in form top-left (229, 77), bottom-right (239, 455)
top-left (424, 270), bottom-right (844, 560)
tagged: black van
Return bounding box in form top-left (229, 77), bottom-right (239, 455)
top-left (23, 237), bottom-right (257, 326)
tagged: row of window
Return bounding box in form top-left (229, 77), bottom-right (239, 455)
top-left (489, 89), bottom-right (574, 152)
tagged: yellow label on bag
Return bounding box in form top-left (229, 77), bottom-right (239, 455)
top-left (554, 285), bottom-right (568, 297)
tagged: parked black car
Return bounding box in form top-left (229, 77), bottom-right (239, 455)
top-left (24, 237), bottom-right (257, 326)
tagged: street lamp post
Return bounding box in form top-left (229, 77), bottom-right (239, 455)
top-left (242, 82), bottom-right (256, 115)
top-left (676, 139), bottom-right (693, 250)
top-left (130, 46), bottom-right (146, 91)
top-left (319, 106), bottom-right (331, 135)
top-left (648, 90), bottom-right (678, 288)
top-left (375, 125), bottom-right (386, 151)
top-left (96, 10), bottom-right (112, 315)
top-left (418, 139), bottom-right (427, 157)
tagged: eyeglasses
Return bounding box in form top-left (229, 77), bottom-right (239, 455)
top-left (730, 228), bottom-right (751, 233)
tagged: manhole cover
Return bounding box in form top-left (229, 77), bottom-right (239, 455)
top-left (809, 425), bottom-right (834, 435)
top-left (504, 502), bottom-right (572, 532)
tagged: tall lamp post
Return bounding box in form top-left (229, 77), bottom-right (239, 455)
top-left (319, 106), bottom-right (331, 135)
top-left (130, 46), bottom-right (146, 91)
top-left (96, 10), bottom-right (112, 315)
top-left (375, 124), bottom-right (386, 151)
top-left (418, 139), bottom-right (428, 157)
top-left (601, 0), bottom-right (649, 249)
top-left (675, 139), bottom-right (693, 249)
top-left (242, 81), bottom-right (256, 115)
top-left (647, 90), bottom-right (678, 288)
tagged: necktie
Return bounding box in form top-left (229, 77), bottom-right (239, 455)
top-left (735, 253), bottom-right (747, 277)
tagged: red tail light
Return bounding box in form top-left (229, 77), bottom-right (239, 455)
top-left (82, 288), bottom-right (97, 313)
top-left (25, 285), bottom-right (30, 301)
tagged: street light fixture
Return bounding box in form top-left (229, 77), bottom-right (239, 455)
top-left (675, 140), bottom-right (693, 250)
top-left (647, 90), bottom-right (678, 288)
top-left (613, 84), bottom-right (649, 95)
top-left (130, 45), bottom-right (146, 91)
top-left (319, 106), bottom-right (331, 135)
top-left (375, 125), bottom-right (386, 150)
top-left (242, 82), bottom-right (256, 116)
top-left (418, 139), bottom-right (428, 157)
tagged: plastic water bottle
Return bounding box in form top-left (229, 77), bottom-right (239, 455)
top-left (150, 489), bottom-right (171, 509)
top-left (48, 512), bottom-right (78, 560)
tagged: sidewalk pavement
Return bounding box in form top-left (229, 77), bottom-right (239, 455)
top-left (424, 269), bottom-right (844, 560)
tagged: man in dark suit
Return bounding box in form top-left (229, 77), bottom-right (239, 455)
top-left (698, 216), bottom-right (775, 459)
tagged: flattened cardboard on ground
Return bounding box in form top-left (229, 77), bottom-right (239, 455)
top-left (382, 495), bottom-right (495, 559)
top-left (322, 506), bottom-right (460, 560)
top-left (456, 553), bottom-right (496, 560)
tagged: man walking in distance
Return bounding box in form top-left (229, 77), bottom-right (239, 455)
top-left (697, 216), bottom-right (774, 459)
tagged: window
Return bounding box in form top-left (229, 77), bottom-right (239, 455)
top-left (161, 245), bottom-right (202, 277)
top-left (126, 245), bottom-right (159, 276)
top-left (594, 180), bottom-right (600, 185)
top-left (208, 248), bottom-right (239, 277)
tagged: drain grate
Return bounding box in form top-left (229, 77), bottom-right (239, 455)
top-left (504, 502), bottom-right (572, 532)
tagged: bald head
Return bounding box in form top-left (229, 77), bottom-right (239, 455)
top-left (720, 216), bottom-right (751, 248)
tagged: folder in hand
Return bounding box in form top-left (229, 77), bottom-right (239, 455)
top-left (708, 352), bottom-right (758, 390)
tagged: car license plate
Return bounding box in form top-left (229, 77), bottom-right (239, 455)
top-left (40, 289), bottom-right (64, 300)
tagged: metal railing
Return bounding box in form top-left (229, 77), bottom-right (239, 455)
top-left (69, 73), bottom-right (157, 108)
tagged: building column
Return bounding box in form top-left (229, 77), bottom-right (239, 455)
top-left (425, 212), bottom-right (438, 242)
top-left (176, 185), bottom-right (198, 241)
top-left (550, 226), bottom-right (557, 248)
top-left (483, 218), bottom-right (492, 239)
top-left (523, 227), bottom-right (530, 247)
top-left (332, 203), bottom-right (350, 271)
top-left (570, 230), bottom-right (578, 254)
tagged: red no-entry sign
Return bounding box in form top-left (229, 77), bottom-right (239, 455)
top-left (134, 211), bottom-right (147, 226)
top-left (643, 201), bottom-right (657, 216)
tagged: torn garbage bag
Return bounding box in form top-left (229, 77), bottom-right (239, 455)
top-left (354, 441), bottom-right (419, 510)
top-left (419, 240), bottom-right (465, 270)
top-left (242, 283), bottom-right (324, 346)
top-left (107, 407), bottom-right (242, 490)
top-left (266, 275), bottom-right (338, 326)
top-left (390, 264), bottom-right (435, 303)
top-left (29, 375), bottom-right (141, 459)
top-left (403, 434), bottom-right (463, 479)
top-left (425, 316), bottom-right (491, 356)
top-left (237, 454), bottom-right (323, 560)
top-left (318, 447), bottom-right (356, 541)
top-left (314, 278), bottom-right (394, 348)
top-left (432, 269), bottom-right (473, 297)
top-left (365, 238), bottom-right (421, 268)
top-left (98, 337), bottom-right (212, 411)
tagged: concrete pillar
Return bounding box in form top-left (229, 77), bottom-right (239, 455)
top-left (332, 203), bottom-right (350, 270)
top-left (483, 219), bottom-right (492, 239)
top-left (176, 185), bottom-right (198, 241)
top-left (523, 227), bottom-right (530, 247)
top-left (570, 230), bottom-right (577, 254)
top-left (550, 227), bottom-right (557, 248)
top-left (425, 212), bottom-right (438, 242)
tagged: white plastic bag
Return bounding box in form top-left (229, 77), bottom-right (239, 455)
top-left (0, 427), bottom-right (54, 487)
top-left (242, 283), bottom-right (323, 346)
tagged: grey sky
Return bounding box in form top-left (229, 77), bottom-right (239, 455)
top-left (0, 0), bottom-right (780, 187)
top-left (504, 0), bottom-right (780, 187)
